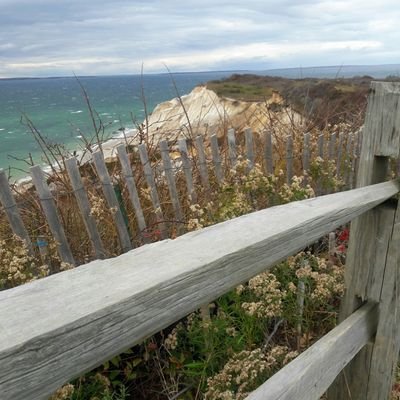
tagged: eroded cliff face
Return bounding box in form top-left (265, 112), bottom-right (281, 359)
top-left (145, 86), bottom-right (300, 141)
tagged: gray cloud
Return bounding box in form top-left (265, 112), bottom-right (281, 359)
top-left (0, 0), bottom-right (399, 77)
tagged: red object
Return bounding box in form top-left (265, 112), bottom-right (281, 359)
top-left (338, 228), bottom-right (349, 243)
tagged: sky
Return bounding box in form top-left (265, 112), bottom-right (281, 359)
top-left (0, 0), bottom-right (399, 78)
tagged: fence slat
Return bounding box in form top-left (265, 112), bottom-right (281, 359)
top-left (0, 169), bottom-right (33, 253)
top-left (65, 158), bottom-right (106, 259)
top-left (195, 135), bottom-right (210, 190)
top-left (227, 128), bottom-right (237, 167)
top-left (246, 302), bottom-right (378, 400)
top-left (0, 180), bottom-right (397, 400)
top-left (178, 138), bottom-right (197, 204)
top-left (344, 133), bottom-right (353, 189)
top-left (317, 134), bottom-right (324, 158)
top-left (137, 144), bottom-right (168, 240)
top-left (328, 132), bottom-right (337, 161)
top-left (159, 140), bottom-right (184, 223)
top-left (210, 134), bottom-right (223, 184)
top-left (30, 165), bottom-right (75, 266)
top-left (245, 127), bottom-right (255, 170)
top-left (302, 133), bottom-right (311, 186)
top-left (349, 132), bottom-right (358, 189)
top-left (286, 135), bottom-right (293, 185)
top-left (354, 128), bottom-right (362, 179)
top-left (92, 151), bottom-right (132, 252)
top-left (116, 145), bottom-right (148, 242)
top-left (264, 130), bottom-right (274, 175)
top-left (336, 133), bottom-right (344, 178)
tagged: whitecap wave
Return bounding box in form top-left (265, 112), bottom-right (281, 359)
top-left (70, 110), bottom-right (83, 114)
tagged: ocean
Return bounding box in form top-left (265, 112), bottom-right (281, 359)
top-left (0, 72), bottom-right (233, 178)
top-left (1, 65), bottom-right (399, 179)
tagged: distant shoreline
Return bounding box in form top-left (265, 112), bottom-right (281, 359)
top-left (1, 63), bottom-right (400, 81)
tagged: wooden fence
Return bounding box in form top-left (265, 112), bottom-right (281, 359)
top-left (0, 125), bottom-right (362, 266)
top-left (1, 81), bottom-right (400, 400)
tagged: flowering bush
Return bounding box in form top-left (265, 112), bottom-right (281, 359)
top-left (0, 235), bottom-right (49, 289)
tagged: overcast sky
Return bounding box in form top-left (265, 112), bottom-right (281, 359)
top-left (0, 0), bottom-right (399, 78)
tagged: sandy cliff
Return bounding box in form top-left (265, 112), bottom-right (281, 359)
top-left (144, 86), bottom-right (299, 141)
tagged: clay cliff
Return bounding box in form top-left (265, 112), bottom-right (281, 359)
top-left (144, 86), bottom-right (301, 141)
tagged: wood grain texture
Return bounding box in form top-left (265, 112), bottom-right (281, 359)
top-left (92, 151), bottom-right (132, 252)
top-left (116, 145), bottom-right (148, 240)
top-left (246, 302), bottom-right (378, 400)
top-left (65, 158), bottom-right (106, 259)
top-left (366, 81), bottom-right (400, 157)
top-left (366, 199), bottom-right (400, 399)
top-left (0, 169), bottom-right (33, 253)
top-left (30, 165), bottom-right (75, 265)
top-left (0, 180), bottom-right (398, 400)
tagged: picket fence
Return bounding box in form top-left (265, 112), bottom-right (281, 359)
top-left (0, 127), bottom-right (361, 266)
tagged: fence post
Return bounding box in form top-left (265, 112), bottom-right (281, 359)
top-left (116, 145), bottom-right (149, 243)
top-left (317, 133), bottom-right (324, 159)
top-left (245, 127), bottom-right (255, 171)
top-left (264, 130), bottom-right (274, 175)
top-left (137, 144), bottom-right (168, 240)
top-left (327, 81), bottom-right (400, 400)
top-left (30, 165), bottom-right (75, 266)
top-left (210, 134), bottom-right (223, 184)
top-left (92, 151), bottom-right (132, 252)
top-left (328, 132), bottom-right (337, 161)
top-left (195, 135), bottom-right (211, 191)
top-left (286, 135), bottom-right (293, 185)
top-left (336, 133), bottom-right (344, 178)
top-left (344, 133), bottom-right (353, 189)
top-left (178, 138), bottom-right (197, 204)
top-left (65, 158), bottom-right (106, 259)
top-left (0, 169), bottom-right (33, 254)
top-left (302, 132), bottom-right (311, 186)
top-left (159, 140), bottom-right (184, 226)
top-left (227, 128), bottom-right (237, 168)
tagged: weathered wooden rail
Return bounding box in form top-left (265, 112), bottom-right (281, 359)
top-left (0, 81), bottom-right (399, 400)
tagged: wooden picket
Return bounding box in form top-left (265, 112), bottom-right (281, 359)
top-left (65, 158), bottom-right (106, 259)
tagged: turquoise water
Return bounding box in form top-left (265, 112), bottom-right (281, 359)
top-left (0, 72), bottom-right (233, 178)
top-left (2, 65), bottom-right (399, 179)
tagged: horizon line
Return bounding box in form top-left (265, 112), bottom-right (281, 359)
top-left (1, 62), bottom-right (400, 81)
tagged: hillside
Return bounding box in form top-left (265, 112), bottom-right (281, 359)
top-left (206, 74), bottom-right (375, 129)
